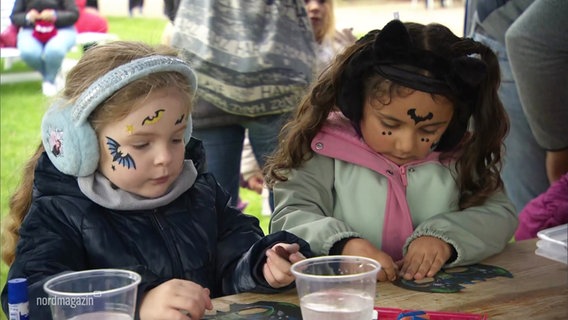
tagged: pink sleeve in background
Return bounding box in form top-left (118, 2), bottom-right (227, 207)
top-left (515, 173), bottom-right (568, 240)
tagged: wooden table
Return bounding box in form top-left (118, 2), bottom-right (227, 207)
top-left (211, 239), bottom-right (568, 319)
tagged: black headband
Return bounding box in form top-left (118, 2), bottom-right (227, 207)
top-left (371, 20), bottom-right (487, 97)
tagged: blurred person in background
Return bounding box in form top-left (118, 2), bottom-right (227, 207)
top-left (167, 0), bottom-right (316, 209)
top-left (305, 0), bottom-right (356, 76)
top-left (239, 0), bottom-right (357, 214)
top-left (465, 0), bottom-right (547, 213)
top-left (10, 0), bottom-right (79, 96)
top-left (506, 0), bottom-right (568, 186)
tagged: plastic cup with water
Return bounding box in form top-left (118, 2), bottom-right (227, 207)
top-left (291, 255), bottom-right (381, 320)
top-left (43, 269), bottom-right (141, 320)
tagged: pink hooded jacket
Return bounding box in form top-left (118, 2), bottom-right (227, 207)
top-left (515, 173), bottom-right (568, 240)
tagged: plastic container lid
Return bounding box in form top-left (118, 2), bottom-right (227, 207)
top-left (536, 223), bottom-right (567, 248)
top-left (535, 224), bottom-right (568, 265)
top-left (7, 278), bottom-right (28, 304)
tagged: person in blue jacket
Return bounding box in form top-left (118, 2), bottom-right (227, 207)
top-left (0, 41), bottom-right (312, 320)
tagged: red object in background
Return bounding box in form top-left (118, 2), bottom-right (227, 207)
top-left (33, 20), bottom-right (57, 43)
top-left (375, 307), bottom-right (487, 320)
top-left (0, 24), bottom-right (19, 47)
top-left (74, 0), bottom-right (108, 33)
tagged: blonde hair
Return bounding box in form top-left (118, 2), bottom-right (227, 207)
top-left (1, 41), bottom-right (195, 265)
top-left (313, 0), bottom-right (337, 44)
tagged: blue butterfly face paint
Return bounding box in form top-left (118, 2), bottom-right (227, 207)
top-left (106, 136), bottom-right (136, 169)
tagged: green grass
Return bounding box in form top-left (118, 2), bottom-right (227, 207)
top-left (0, 17), bottom-right (264, 318)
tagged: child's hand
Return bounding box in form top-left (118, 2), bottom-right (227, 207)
top-left (398, 236), bottom-right (452, 280)
top-left (263, 243), bottom-right (305, 288)
top-left (246, 172), bottom-right (264, 194)
top-left (139, 278), bottom-right (213, 320)
top-left (342, 238), bottom-right (398, 282)
top-left (335, 28), bottom-right (357, 45)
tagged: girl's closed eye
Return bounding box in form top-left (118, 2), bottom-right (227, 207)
top-left (132, 142), bottom-right (149, 150)
top-left (421, 127), bottom-right (438, 135)
top-left (381, 121), bottom-right (399, 129)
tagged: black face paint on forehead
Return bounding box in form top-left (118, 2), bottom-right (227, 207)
top-left (407, 108), bottom-right (433, 125)
top-left (175, 114), bottom-right (185, 125)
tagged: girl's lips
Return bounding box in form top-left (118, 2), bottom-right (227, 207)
top-left (152, 176), bottom-right (169, 184)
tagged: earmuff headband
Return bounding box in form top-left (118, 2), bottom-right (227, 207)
top-left (73, 55), bottom-right (198, 124)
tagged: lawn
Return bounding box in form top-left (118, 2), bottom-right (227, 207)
top-left (0, 16), bottom-right (266, 317)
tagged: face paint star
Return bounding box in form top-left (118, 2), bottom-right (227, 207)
top-left (126, 125), bottom-right (134, 135)
top-left (111, 165), bottom-right (116, 171)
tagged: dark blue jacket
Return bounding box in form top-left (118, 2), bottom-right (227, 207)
top-left (1, 139), bottom-right (312, 319)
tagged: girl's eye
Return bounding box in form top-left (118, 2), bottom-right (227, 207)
top-left (172, 138), bottom-right (183, 144)
top-left (132, 143), bottom-right (149, 150)
top-left (421, 127), bottom-right (438, 135)
top-left (381, 122), bottom-right (398, 129)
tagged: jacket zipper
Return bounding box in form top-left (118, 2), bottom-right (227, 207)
top-left (399, 166), bottom-right (408, 187)
top-left (152, 210), bottom-right (184, 278)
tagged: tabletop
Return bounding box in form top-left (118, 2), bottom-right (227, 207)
top-left (210, 239), bottom-right (568, 319)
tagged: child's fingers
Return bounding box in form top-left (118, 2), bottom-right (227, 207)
top-left (288, 251), bottom-right (306, 264)
top-left (273, 243), bottom-right (300, 255)
top-left (201, 288), bottom-right (213, 310)
top-left (263, 258), bottom-right (293, 288)
top-left (383, 262), bottom-right (399, 282)
top-left (265, 251), bottom-right (295, 286)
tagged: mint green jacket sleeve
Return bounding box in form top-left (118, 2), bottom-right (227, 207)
top-left (404, 191), bottom-right (518, 267)
top-left (270, 155), bottom-right (361, 255)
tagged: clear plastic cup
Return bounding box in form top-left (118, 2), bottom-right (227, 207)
top-left (43, 269), bottom-right (141, 320)
top-left (291, 255), bottom-right (381, 320)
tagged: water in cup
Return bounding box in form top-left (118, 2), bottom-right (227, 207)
top-left (291, 255), bottom-right (381, 320)
top-left (300, 290), bottom-right (374, 320)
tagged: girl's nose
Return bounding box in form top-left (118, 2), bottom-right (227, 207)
top-left (154, 145), bottom-right (173, 166)
top-left (394, 132), bottom-right (417, 155)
